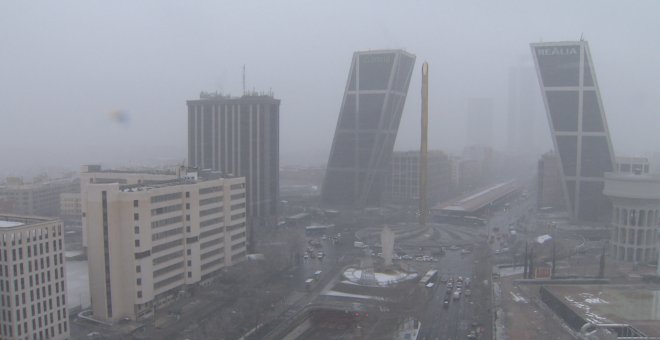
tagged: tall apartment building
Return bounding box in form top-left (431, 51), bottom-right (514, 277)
top-left (384, 150), bottom-right (451, 205)
top-left (187, 92), bottom-right (279, 242)
top-left (0, 215), bottom-right (70, 340)
top-left (84, 169), bottom-right (247, 321)
top-left (531, 41), bottom-right (616, 222)
top-left (322, 49), bottom-right (416, 208)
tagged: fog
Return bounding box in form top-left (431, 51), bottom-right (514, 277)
top-left (1, 0), bottom-right (659, 176)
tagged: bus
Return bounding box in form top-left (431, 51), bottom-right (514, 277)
top-left (420, 269), bottom-right (438, 286)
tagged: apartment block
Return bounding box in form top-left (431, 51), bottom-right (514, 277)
top-left (84, 170), bottom-right (247, 321)
top-left (0, 215), bottom-right (69, 340)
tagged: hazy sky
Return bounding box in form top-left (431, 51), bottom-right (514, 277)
top-left (1, 1), bottom-right (659, 176)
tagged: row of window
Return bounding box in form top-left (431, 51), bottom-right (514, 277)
top-left (0, 239), bottom-right (62, 262)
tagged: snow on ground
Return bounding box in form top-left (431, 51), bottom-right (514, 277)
top-left (66, 260), bottom-right (90, 309)
top-left (65, 250), bottom-right (83, 258)
top-left (342, 267), bottom-right (417, 287)
top-left (321, 290), bottom-right (386, 301)
top-left (498, 267), bottom-right (524, 277)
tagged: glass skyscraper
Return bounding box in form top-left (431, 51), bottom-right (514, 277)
top-left (321, 49), bottom-right (415, 208)
top-left (531, 41), bottom-right (616, 222)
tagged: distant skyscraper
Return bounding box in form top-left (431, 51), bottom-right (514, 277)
top-left (531, 41), bottom-right (616, 222)
top-left (321, 49), bottom-right (415, 208)
top-left (187, 92), bottom-right (279, 240)
top-left (466, 97), bottom-right (493, 147)
top-left (507, 60), bottom-right (545, 156)
top-left (0, 215), bottom-right (70, 340)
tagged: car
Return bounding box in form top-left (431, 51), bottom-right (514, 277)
top-left (461, 249), bottom-right (472, 254)
top-left (303, 254), bottom-right (309, 259)
top-left (456, 282), bottom-right (462, 289)
top-left (452, 291), bottom-right (461, 300)
top-left (449, 245), bottom-right (460, 251)
top-left (465, 289), bottom-right (472, 297)
top-left (446, 282), bottom-right (453, 289)
top-left (443, 298), bottom-right (450, 308)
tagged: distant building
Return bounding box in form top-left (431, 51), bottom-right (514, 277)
top-left (384, 150), bottom-right (451, 205)
top-left (0, 215), bottom-right (70, 340)
top-left (531, 41), bottom-right (616, 222)
top-left (322, 49), bottom-right (416, 209)
top-left (0, 177), bottom-right (78, 217)
top-left (466, 97), bottom-right (494, 148)
top-left (84, 169), bottom-right (247, 321)
top-left (537, 151), bottom-right (564, 210)
top-left (604, 172), bottom-right (660, 263)
top-left (59, 192), bottom-right (81, 223)
top-left (187, 92), bottom-right (280, 245)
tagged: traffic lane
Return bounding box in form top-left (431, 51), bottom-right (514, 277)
top-left (418, 251), bottom-right (476, 340)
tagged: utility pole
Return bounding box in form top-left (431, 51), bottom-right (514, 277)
top-left (551, 238), bottom-right (557, 278)
top-left (523, 242), bottom-right (528, 279)
top-left (419, 62), bottom-right (429, 226)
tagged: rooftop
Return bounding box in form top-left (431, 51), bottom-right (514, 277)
top-left (432, 180), bottom-right (520, 214)
top-left (543, 284), bottom-right (660, 337)
top-left (0, 215), bottom-right (55, 229)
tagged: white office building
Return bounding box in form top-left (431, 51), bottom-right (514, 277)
top-left (0, 215), bottom-right (69, 340)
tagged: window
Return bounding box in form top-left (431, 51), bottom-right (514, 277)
top-left (134, 213), bottom-right (139, 221)
top-left (136, 265), bottom-right (141, 273)
top-left (136, 278), bottom-right (142, 285)
top-left (134, 226), bottom-right (139, 234)
top-left (137, 291), bottom-right (142, 298)
top-left (135, 240), bottom-right (140, 247)
top-left (133, 200), bottom-right (139, 207)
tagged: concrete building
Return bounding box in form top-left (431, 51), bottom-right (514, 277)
top-left (537, 151), bottom-right (565, 210)
top-left (604, 172), bottom-right (660, 263)
top-left (0, 177), bottom-right (78, 217)
top-left (59, 193), bottom-right (81, 224)
top-left (84, 169), bottom-right (247, 321)
top-left (384, 150), bottom-right (451, 205)
top-left (187, 92), bottom-right (279, 243)
top-left (531, 41), bottom-right (616, 222)
top-left (80, 164), bottom-right (179, 250)
top-left (0, 215), bottom-right (70, 340)
top-left (322, 49), bottom-right (416, 209)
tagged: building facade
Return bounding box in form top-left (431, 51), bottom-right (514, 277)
top-left (0, 178), bottom-right (78, 218)
top-left (537, 151), bottom-right (565, 210)
top-left (531, 41), bottom-right (616, 222)
top-left (187, 93), bottom-right (279, 241)
top-left (322, 49), bottom-right (416, 208)
top-left (85, 170), bottom-right (247, 321)
top-left (59, 193), bottom-right (81, 224)
top-left (616, 156), bottom-right (650, 175)
top-left (384, 150), bottom-right (451, 205)
top-left (604, 172), bottom-right (660, 263)
top-left (80, 164), bottom-right (179, 250)
top-left (0, 215), bottom-right (70, 340)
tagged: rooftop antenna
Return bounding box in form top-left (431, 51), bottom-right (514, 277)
top-left (242, 65), bottom-right (246, 96)
top-left (580, 33), bottom-right (584, 41)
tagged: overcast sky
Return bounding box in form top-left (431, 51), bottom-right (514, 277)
top-left (1, 1), bottom-right (659, 176)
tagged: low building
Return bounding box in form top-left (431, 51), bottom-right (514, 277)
top-left (0, 215), bottom-right (70, 340)
top-left (616, 156), bottom-right (650, 175)
top-left (85, 169), bottom-right (247, 321)
top-left (604, 172), bottom-right (660, 263)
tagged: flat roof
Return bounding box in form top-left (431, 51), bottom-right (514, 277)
top-left (544, 284), bottom-right (660, 336)
top-left (432, 180), bottom-right (520, 214)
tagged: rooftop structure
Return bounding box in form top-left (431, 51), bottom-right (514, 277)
top-left (322, 49), bottom-right (416, 209)
top-left (531, 40), bottom-right (616, 222)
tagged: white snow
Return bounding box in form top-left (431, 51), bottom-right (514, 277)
top-left (321, 290), bottom-right (386, 301)
top-left (342, 267), bottom-right (417, 287)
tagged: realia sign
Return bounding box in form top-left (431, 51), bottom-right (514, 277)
top-left (536, 46), bottom-right (579, 56)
